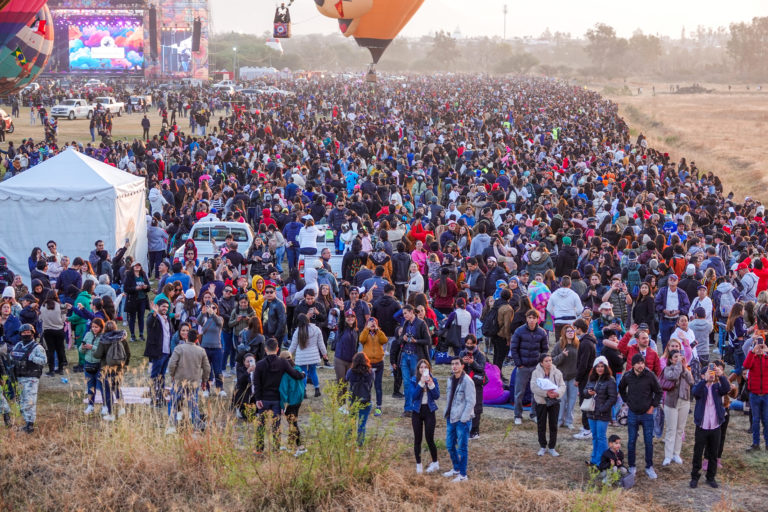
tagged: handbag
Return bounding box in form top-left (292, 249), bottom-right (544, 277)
top-left (658, 374), bottom-right (677, 392)
top-left (84, 361), bottom-right (101, 374)
top-left (580, 377), bottom-right (599, 412)
top-left (546, 396), bottom-right (561, 407)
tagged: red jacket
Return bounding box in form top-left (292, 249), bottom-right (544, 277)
top-left (429, 279), bottom-right (458, 310)
top-left (618, 332), bottom-right (661, 377)
top-left (744, 351), bottom-right (768, 395)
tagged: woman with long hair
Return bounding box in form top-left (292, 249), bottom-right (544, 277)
top-left (411, 358), bottom-right (440, 474)
top-left (632, 281), bottom-right (657, 338)
top-left (197, 301), bottom-right (225, 397)
top-left (123, 262), bottom-right (150, 342)
top-left (531, 353), bottom-right (566, 456)
top-left (93, 320), bottom-right (130, 421)
top-left (661, 349), bottom-right (694, 466)
top-left (359, 317), bottom-right (388, 415)
top-left (40, 290), bottom-right (67, 376)
top-left (289, 313), bottom-right (327, 398)
top-left (583, 356), bottom-right (617, 466)
top-left (345, 352), bottom-right (374, 446)
top-left (551, 324), bottom-right (579, 429)
top-left (80, 318), bottom-right (105, 415)
top-left (429, 267), bottom-right (458, 316)
top-left (726, 302), bottom-right (749, 375)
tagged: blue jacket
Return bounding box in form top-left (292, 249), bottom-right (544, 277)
top-left (510, 324), bottom-right (548, 368)
top-left (335, 327), bottom-right (358, 363)
top-left (282, 221), bottom-right (303, 246)
top-left (654, 286), bottom-right (691, 316)
top-left (410, 374), bottom-right (440, 413)
top-left (2, 314), bottom-right (21, 346)
top-left (56, 268), bottom-right (82, 301)
top-left (692, 375), bottom-right (731, 428)
top-left (166, 272), bottom-right (191, 291)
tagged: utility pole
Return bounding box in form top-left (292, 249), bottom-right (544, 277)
top-left (503, 4), bottom-right (508, 40)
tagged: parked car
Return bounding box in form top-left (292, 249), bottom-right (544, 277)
top-left (174, 216), bottom-right (255, 265)
top-left (91, 96), bottom-right (124, 116)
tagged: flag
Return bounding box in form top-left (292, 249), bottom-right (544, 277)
top-left (13, 47), bottom-right (26, 66)
top-left (32, 17), bottom-right (46, 36)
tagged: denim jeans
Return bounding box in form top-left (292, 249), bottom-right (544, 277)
top-left (627, 410), bottom-right (655, 468)
top-left (150, 354), bottom-right (170, 405)
top-left (612, 373), bottom-right (623, 420)
top-left (446, 420), bottom-right (471, 476)
top-left (85, 369), bottom-right (103, 406)
top-left (286, 246), bottom-right (299, 270)
top-left (371, 360), bottom-right (384, 408)
top-left (300, 364), bottom-right (319, 388)
top-left (400, 352), bottom-right (420, 412)
top-left (203, 347), bottom-right (223, 390)
top-left (749, 393), bottom-right (768, 446)
top-left (734, 346), bottom-right (746, 376)
top-left (558, 378), bottom-right (578, 427)
top-left (357, 404), bottom-right (372, 446)
top-left (589, 418), bottom-right (609, 465)
top-left (514, 366), bottom-right (536, 420)
top-left (168, 385), bottom-right (201, 428)
top-left (274, 246), bottom-right (285, 273)
top-left (659, 317), bottom-right (677, 351)
top-left (221, 330), bottom-right (236, 370)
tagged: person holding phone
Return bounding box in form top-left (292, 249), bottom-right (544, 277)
top-left (410, 359), bottom-right (440, 474)
top-left (689, 360), bottom-right (730, 488)
top-left (743, 338), bottom-right (768, 452)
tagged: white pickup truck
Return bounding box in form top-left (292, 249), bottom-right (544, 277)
top-left (91, 96), bottom-right (124, 116)
top-left (51, 99), bottom-right (94, 120)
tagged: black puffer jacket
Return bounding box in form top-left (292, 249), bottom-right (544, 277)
top-left (584, 375), bottom-right (617, 422)
top-left (510, 324), bottom-right (548, 368)
top-left (554, 245), bottom-right (579, 277)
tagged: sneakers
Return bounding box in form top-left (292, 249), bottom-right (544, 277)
top-left (565, 424), bottom-right (575, 430)
top-left (103, 415), bottom-right (115, 422)
top-left (100, 406), bottom-right (109, 416)
top-left (645, 467), bottom-right (657, 480)
top-left (514, 418), bottom-right (522, 425)
top-left (118, 408), bottom-right (126, 417)
top-left (662, 458), bottom-right (671, 467)
top-left (339, 406), bottom-right (349, 415)
top-left (537, 447), bottom-right (547, 456)
top-left (425, 461), bottom-right (440, 474)
top-left (706, 479), bottom-right (719, 488)
top-left (451, 475), bottom-right (468, 483)
top-left (84, 405), bottom-right (94, 415)
top-left (392, 392), bottom-right (405, 399)
top-left (443, 469), bottom-right (460, 478)
top-left (165, 426), bottom-right (177, 435)
top-left (548, 448), bottom-right (560, 457)
top-left (314, 387), bottom-right (322, 398)
top-left (671, 455), bottom-right (683, 465)
top-left (689, 478), bottom-right (698, 489)
top-left (573, 429), bottom-right (592, 440)
top-left (294, 448), bottom-right (307, 457)
top-left (416, 463), bottom-right (423, 474)
top-left (2, 413), bottom-right (10, 427)
top-left (747, 444), bottom-right (761, 452)
top-left (202, 390), bottom-right (210, 398)
top-left (374, 408), bottom-right (382, 417)
top-left (628, 466), bottom-right (637, 475)
top-left (469, 433), bottom-right (480, 440)
top-left (218, 390), bottom-right (227, 398)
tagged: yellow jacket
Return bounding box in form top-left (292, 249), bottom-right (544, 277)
top-left (247, 275), bottom-right (265, 319)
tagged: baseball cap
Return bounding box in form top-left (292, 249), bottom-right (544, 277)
top-left (599, 302), bottom-right (613, 310)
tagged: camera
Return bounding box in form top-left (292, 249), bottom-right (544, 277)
top-left (708, 363), bottom-right (716, 372)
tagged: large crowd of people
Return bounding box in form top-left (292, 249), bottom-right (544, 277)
top-left (1, 74), bottom-right (768, 489)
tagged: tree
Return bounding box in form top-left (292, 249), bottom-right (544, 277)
top-left (585, 23), bottom-right (628, 75)
top-left (425, 30), bottom-right (460, 69)
top-left (494, 51), bottom-right (539, 74)
top-left (727, 17), bottom-right (768, 78)
top-left (628, 32), bottom-right (662, 71)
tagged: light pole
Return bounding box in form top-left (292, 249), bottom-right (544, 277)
top-left (503, 4), bottom-right (508, 40)
top-left (232, 46), bottom-right (237, 81)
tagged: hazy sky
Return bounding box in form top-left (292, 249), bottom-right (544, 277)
top-left (211, 0), bottom-right (768, 39)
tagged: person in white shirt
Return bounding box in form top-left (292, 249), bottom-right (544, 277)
top-left (689, 285), bottom-right (713, 323)
top-left (546, 276), bottom-right (584, 339)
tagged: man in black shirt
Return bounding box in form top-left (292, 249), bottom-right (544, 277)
top-left (252, 338), bottom-right (305, 452)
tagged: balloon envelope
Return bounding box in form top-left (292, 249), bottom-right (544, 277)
top-left (316, 0), bottom-right (424, 64)
top-left (0, 0), bottom-right (48, 50)
top-left (0, 4), bottom-right (53, 96)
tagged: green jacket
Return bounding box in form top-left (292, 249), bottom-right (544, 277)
top-left (68, 291), bottom-right (93, 327)
top-left (279, 364), bottom-right (305, 408)
top-left (79, 331), bottom-right (102, 364)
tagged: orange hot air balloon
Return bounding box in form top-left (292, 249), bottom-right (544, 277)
top-left (315, 0), bottom-right (424, 64)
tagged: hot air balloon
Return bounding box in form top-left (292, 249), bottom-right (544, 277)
top-left (0, 0), bottom-right (48, 50)
top-left (0, 5), bottom-right (54, 96)
top-left (315, 0), bottom-right (423, 80)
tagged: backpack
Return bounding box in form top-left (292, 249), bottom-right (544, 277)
top-left (106, 339), bottom-right (127, 366)
top-left (717, 289), bottom-right (737, 319)
top-left (480, 303), bottom-right (501, 339)
top-left (625, 262), bottom-right (641, 298)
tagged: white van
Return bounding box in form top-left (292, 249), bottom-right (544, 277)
top-left (175, 216), bottom-right (255, 264)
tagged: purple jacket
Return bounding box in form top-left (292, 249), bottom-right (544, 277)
top-left (654, 286), bottom-right (691, 317)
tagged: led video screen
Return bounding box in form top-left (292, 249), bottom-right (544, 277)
top-left (68, 19), bottom-right (144, 71)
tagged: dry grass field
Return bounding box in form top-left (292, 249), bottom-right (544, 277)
top-left (598, 83), bottom-right (768, 203)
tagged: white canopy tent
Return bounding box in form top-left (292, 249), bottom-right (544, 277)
top-left (0, 148), bottom-right (147, 283)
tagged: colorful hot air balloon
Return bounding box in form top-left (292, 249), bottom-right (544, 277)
top-left (0, 0), bottom-right (48, 50)
top-left (0, 5), bottom-right (54, 96)
top-left (315, 0), bottom-right (424, 64)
